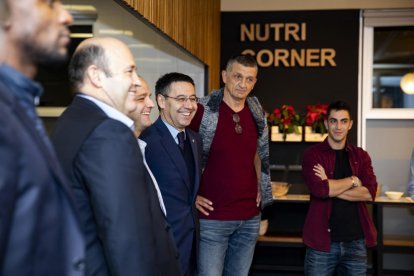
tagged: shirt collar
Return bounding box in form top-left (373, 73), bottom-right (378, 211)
top-left (78, 94), bottom-right (134, 130)
top-left (161, 119), bottom-right (185, 140)
top-left (0, 63), bottom-right (43, 104)
top-left (321, 137), bottom-right (351, 151)
top-left (137, 138), bottom-right (147, 151)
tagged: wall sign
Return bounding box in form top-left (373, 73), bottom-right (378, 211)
top-left (221, 10), bottom-right (360, 144)
top-left (240, 22), bottom-right (336, 68)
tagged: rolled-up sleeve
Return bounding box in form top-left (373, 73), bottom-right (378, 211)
top-left (355, 149), bottom-right (377, 201)
top-left (302, 146), bottom-right (330, 198)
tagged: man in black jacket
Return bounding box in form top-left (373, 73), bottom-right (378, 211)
top-left (52, 37), bottom-right (181, 276)
top-left (0, 0), bottom-right (85, 275)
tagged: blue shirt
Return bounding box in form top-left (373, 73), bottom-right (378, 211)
top-left (0, 63), bottom-right (54, 153)
top-left (162, 119), bottom-right (186, 145)
top-left (0, 63), bottom-right (43, 124)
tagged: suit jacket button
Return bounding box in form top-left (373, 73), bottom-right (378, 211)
top-left (165, 225), bottom-right (171, 231)
top-left (73, 258), bottom-right (85, 271)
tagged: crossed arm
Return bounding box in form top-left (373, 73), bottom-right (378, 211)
top-left (313, 163), bottom-right (373, 201)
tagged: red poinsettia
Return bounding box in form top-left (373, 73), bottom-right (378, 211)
top-left (267, 105), bottom-right (302, 135)
top-left (305, 104), bottom-right (328, 134)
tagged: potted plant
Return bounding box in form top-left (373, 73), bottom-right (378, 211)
top-left (268, 105), bottom-right (303, 142)
top-left (304, 103), bottom-right (328, 142)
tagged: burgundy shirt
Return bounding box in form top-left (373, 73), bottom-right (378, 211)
top-left (190, 102), bottom-right (260, 220)
top-left (302, 139), bottom-right (378, 251)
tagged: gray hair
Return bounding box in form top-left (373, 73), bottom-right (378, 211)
top-left (68, 43), bottom-right (111, 91)
top-left (225, 54), bottom-right (258, 72)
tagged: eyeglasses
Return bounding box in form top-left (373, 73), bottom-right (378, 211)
top-left (233, 113), bottom-right (242, 135)
top-left (231, 73), bottom-right (256, 85)
top-left (162, 94), bottom-right (199, 104)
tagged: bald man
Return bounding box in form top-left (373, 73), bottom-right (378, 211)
top-left (51, 37), bottom-right (181, 276)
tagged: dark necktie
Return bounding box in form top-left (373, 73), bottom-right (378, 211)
top-left (177, 131), bottom-right (185, 151)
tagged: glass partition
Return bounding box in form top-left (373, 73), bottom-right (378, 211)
top-left (362, 9), bottom-right (414, 120)
top-left (372, 26), bottom-right (414, 109)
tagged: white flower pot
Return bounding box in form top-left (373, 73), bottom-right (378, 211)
top-left (304, 126), bottom-right (328, 142)
top-left (271, 126), bottom-right (302, 142)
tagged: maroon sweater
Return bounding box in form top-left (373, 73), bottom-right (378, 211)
top-left (190, 102), bottom-right (260, 220)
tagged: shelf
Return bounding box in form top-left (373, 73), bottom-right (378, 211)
top-left (257, 234), bottom-right (305, 248)
top-left (288, 164), bottom-right (302, 171)
top-left (269, 194), bottom-right (414, 204)
top-left (383, 235), bottom-right (414, 247)
top-left (273, 194), bottom-right (310, 201)
top-left (269, 164), bottom-right (287, 171)
top-left (269, 164), bottom-right (302, 171)
top-left (375, 196), bottom-right (414, 204)
top-left (258, 235), bottom-right (303, 244)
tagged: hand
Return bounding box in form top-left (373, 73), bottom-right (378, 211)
top-left (256, 191), bottom-right (261, 207)
top-left (195, 195), bottom-right (213, 216)
top-left (352, 176), bottom-right (362, 188)
top-left (313, 163), bottom-right (327, 180)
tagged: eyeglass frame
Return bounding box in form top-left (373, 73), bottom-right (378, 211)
top-left (232, 113), bottom-right (242, 134)
top-left (161, 94), bottom-right (199, 104)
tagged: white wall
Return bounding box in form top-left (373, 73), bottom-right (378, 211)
top-left (63, 0), bottom-right (206, 121)
top-left (366, 120), bottom-right (414, 195)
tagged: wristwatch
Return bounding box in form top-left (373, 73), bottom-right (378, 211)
top-left (350, 176), bottom-right (359, 188)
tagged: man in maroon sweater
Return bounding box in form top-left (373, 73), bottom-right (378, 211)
top-left (302, 100), bottom-right (377, 275)
top-left (189, 55), bottom-right (272, 276)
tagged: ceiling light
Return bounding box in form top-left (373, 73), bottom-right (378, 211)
top-left (400, 72), bottom-right (414, 94)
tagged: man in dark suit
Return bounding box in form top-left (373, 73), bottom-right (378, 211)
top-left (140, 72), bottom-right (202, 275)
top-left (0, 1), bottom-right (85, 275)
top-left (51, 37), bottom-right (181, 276)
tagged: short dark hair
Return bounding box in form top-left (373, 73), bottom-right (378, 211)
top-left (68, 44), bottom-right (111, 91)
top-left (327, 100), bottom-right (352, 119)
top-left (225, 54), bottom-right (258, 72)
top-left (155, 72), bottom-right (195, 97)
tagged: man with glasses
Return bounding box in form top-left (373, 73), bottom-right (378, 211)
top-left (189, 55), bottom-right (273, 276)
top-left (140, 72), bottom-right (202, 275)
top-left (302, 100), bottom-right (377, 275)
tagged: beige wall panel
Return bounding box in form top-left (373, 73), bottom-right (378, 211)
top-left (123, 0), bottom-right (221, 92)
top-left (221, 0), bottom-right (414, 11)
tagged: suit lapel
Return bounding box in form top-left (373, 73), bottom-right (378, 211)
top-left (186, 131), bottom-right (201, 200)
top-left (154, 119), bottom-right (192, 192)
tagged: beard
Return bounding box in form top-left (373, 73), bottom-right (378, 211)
top-left (33, 46), bottom-right (69, 68)
top-left (22, 36), bottom-right (70, 69)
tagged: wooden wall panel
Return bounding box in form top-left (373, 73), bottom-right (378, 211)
top-left (121, 0), bottom-right (221, 92)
